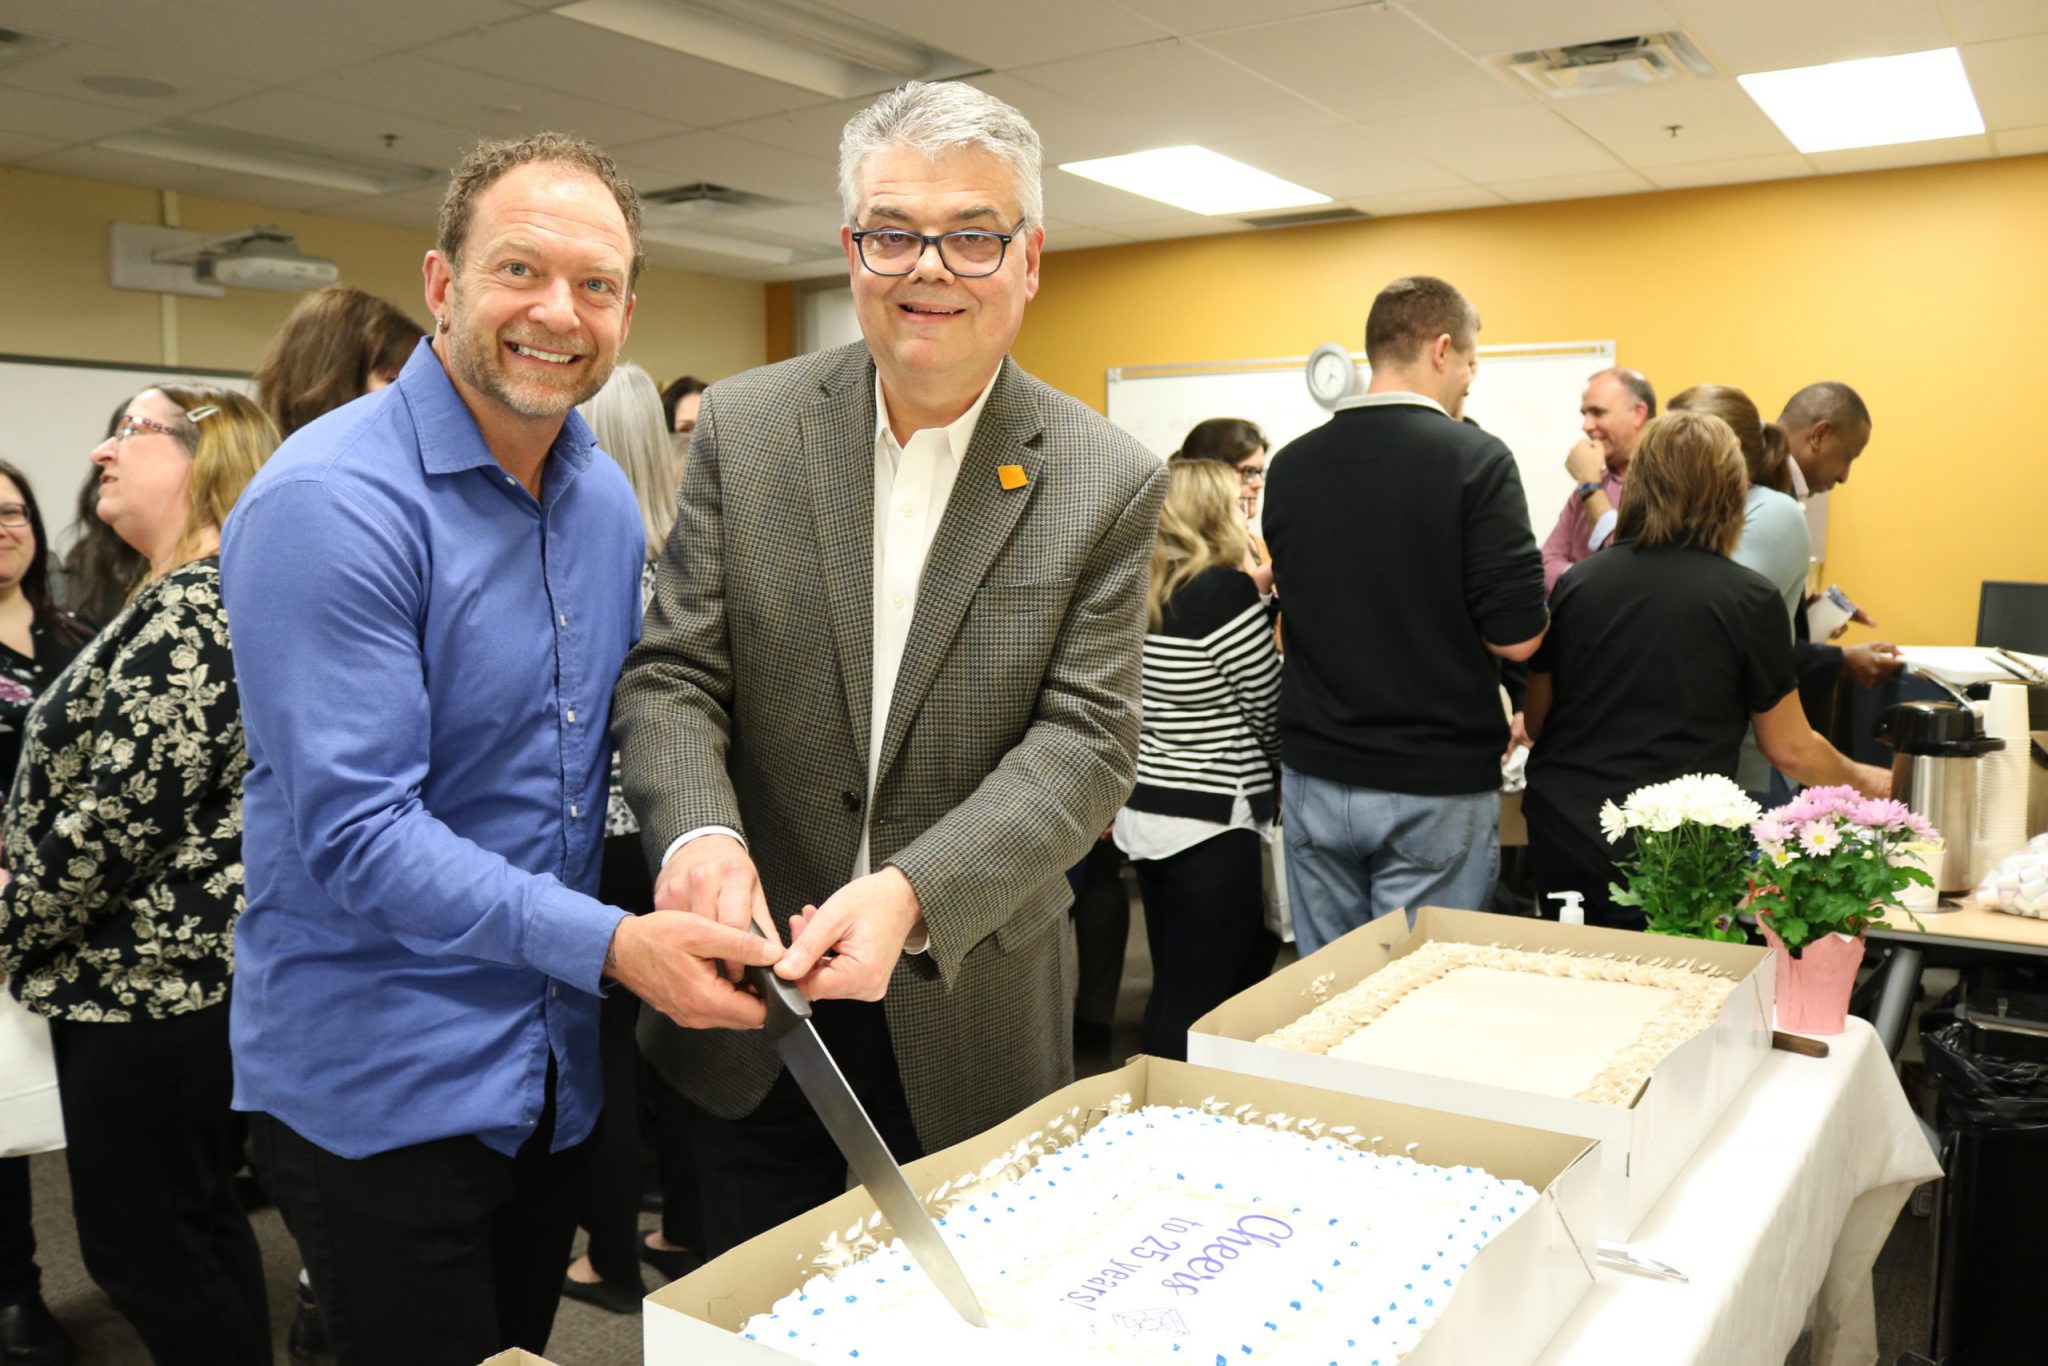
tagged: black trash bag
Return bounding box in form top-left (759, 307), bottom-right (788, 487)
top-left (1922, 1010), bottom-right (2048, 1134)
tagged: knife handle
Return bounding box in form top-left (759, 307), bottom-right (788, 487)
top-left (744, 919), bottom-right (812, 1035)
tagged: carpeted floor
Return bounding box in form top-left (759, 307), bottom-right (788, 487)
top-left (22, 878), bottom-right (1942, 1364)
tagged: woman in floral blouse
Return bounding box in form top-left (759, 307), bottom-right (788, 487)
top-left (0, 384), bottom-right (278, 1364)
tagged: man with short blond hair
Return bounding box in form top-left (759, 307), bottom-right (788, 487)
top-left (614, 81), bottom-right (1166, 1255)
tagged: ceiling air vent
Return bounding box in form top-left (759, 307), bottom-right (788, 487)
top-left (641, 182), bottom-right (786, 223)
top-left (1240, 206), bottom-right (1370, 230)
top-left (1492, 32), bottom-right (1716, 97)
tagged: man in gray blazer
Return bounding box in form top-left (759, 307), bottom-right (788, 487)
top-left (613, 80), bottom-right (1166, 1254)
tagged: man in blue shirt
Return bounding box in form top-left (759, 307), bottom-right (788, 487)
top-left (221, 133), bottom-right (778, 1364)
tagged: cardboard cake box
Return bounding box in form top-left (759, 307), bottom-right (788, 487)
top-left (645, 1055), bottom-right (1598, 1365)
top-left (1189, 907), bottom-right (1775, 1239)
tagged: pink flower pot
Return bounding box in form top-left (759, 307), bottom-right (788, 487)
top-left (1760, 924), bottom-right (1865, 1035)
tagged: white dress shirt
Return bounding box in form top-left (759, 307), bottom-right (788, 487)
top-left (663, 367), bottom-right (1002, 904)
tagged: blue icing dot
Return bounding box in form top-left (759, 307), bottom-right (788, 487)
top-left (1371, 1316), bottom-right (1380, 1325)
top-left (1263, 1322), bottom-right (1277, 1331)
top-left (1289, 1300), bottom-right (1302, 1310)
top-left (1425, 1298), bottom-right (1435, 1307)
top-left (844, 1295), bottom-right (857, 1303)
top-left (812, 1308), bottom-right (824, 1316)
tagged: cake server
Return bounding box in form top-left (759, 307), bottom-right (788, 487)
top-left (744, 932), bottom-right (989, 1328)
top-left (1596, 1241), bottom-right (1689, 1283)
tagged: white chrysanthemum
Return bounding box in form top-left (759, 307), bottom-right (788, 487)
top-left (1599, 800), bottom-right (1628, 844)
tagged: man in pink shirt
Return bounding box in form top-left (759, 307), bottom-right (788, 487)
top-left (1540, 367), bottom-right (1655, 594)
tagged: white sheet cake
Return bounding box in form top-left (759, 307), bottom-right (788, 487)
top-left (737, 1101), bottom-right (1536, 1364)
top-left (1259, 941), bottom-right (1737, 1106)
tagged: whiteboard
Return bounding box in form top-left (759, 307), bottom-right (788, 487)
top-left (0, 354), bottom-right (254, 552)
top-left (1107, 341), bottom-right (1616, 536)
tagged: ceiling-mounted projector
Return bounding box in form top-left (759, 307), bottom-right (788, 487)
top-left (112, 222), bottom-right (341, 296)
top-left (184, 227), bottom-right (340, 291)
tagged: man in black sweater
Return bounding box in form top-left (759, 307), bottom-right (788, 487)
top-left (1263, 276), bottom-right (1548, 954)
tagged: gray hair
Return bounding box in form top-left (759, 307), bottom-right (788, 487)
top-left (838, 81), bottom-right (1043, 229)
top-left (578, 362), bottom-right (675, 562)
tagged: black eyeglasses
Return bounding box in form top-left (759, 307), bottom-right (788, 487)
top-left (0, 503), bottom-right (28, 529)
top-left (850, 219), bottom-right (1026, 278)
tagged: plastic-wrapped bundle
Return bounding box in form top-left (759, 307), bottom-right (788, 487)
top-left (1978, 832), bottom-right (2048, 918)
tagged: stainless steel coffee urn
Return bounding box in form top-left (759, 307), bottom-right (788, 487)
top-left (1874, 701), bottom-right (2006, 894)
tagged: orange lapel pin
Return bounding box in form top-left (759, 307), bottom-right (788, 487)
top-left (997, 463), bottom-right (1028, 490)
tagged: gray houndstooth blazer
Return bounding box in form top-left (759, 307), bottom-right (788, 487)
top-left (614, 341), bottom-right (1166, 1150)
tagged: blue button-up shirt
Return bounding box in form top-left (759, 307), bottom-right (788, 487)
top-left (221, 340), bottom-right (643, 1159)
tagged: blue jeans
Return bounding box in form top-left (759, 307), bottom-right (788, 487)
top-left (1281, 767), bottom-right (1500, 956)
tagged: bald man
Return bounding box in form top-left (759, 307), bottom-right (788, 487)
top-left (1541, 367), bottom-right (1655, 594)
top-left (1780, 381), bottom-right (1902, 695)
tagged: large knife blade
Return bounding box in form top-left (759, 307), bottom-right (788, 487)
top-left (745, 935), bottom-right (988, 1328)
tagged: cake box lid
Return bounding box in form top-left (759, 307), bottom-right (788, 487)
top-left (644, 1055), bottom-right (1601, 1365)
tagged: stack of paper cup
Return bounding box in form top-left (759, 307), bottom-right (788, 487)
top-left (1974, 683), bottom-right (2032, 884)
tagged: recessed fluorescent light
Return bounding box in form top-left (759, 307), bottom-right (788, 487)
top-left (1738, 47), bottom-right (1984, 154)
top-left (1058, 147), bottom-right (1331, 216)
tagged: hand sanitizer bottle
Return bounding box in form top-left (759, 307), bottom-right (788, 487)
top-left (1547, 890), bottom-right (1586, 926)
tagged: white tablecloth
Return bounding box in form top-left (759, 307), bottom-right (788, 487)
top-left (1537, 1017), bottom-right (1942, 1366)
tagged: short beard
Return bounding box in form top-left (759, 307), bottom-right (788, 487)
top-left (440, 286), bottom-right (613, 419)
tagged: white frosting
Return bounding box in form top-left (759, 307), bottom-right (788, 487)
top-left (737, 1104), bottom-right (1536, 1364)
top-left (1262, 942), bottom-right (1735, 1105)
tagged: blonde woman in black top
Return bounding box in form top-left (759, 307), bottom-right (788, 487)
top-left (1114, 460), bottom-right (1282, 1059)
top-left (0, 384), bottom-right (277, 1365)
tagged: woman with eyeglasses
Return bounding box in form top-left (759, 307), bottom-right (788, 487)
top-left (0, 458), bottom-right (92, 1366)
top-left (1171, 418), bottom-right (1273, 593)
top-left (0, 384), bottom-right (278, 1365)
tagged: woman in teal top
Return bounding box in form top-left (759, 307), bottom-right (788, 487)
top-left (1670, 384), bottom-right (1810, 798)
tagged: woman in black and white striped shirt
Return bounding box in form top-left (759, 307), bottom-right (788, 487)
top-left (1113, 459), bottom-right (1282, 1059)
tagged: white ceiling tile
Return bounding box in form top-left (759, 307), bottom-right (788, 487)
top-left (1943, 0), bottom-right (2048, 43)
top-left (1991, 124), bottom-right (2048, 153)
top-left (22, 143), bottom-right (355, 209)
top-left (195, 0), bottom-right (531, 50)
top-left (1961, 33), bottom-right (2048, 128)
top-left (612, 130), bottom-right (834, 201)
top-left (1014, 39), bottom-right (1346, 145)
top-left (0, 129), bottom-right (65, 162)
top-left (0, 4), bottom-right (382, 87)
top-left (806, 0), bottom-right (1171, 69)
top-left (700, 200), bottom-right (849, 247)
top-left (0, 45), bottom-right (265, 120)
top-left (1206, 123), bottom-right (1470, 198)
top-left (1640, 153), bottom-right (1813, 187)
top-left (1677, 0), bottom-right (1951, 74)
top-left (1121, 0), bottom-right (1364, 37)
top-left (1548, 78), bottom-right (1798, 165)
top-left (316, 193), bottom-right (444, 233)
top-left (1214, 7), bottom-right (1527, 123)
top-left (0, 84), bottom-right (158, 142)
top-left (1384, 103), bottom-right (1623, 181)
top-left (1804, 131), bottom-right (1994, 173)
top-left (1398, 0), bottom-right (1685, 56)
top-left (1488, 168), bottom-right (1657, 202)
top-left (183, 93), bottom-right (483, 181)
top-left (712, 98), bottom-right (869, 159)
top-left (1345, 185), bottom-right (1508, 216)
top-left (300, 54), bottom-right (686, 148)
top-left (968, 74), bottom-right (1178, 165)
top-left (417, 15), bottom-right (822, 126)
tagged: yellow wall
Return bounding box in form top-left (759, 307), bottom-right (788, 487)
top-left (0, 166), bottom-right (766, 384)
top-left (1015, 154), bottom-right (2048, 648)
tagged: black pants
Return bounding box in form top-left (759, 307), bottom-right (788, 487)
top-left (575, 833), bottom-right (656, 1286)
top-left (49, 1008), bottom-right (269, 1366)
top-left (685, 999), bottom-right (922, 1258)
top-left (0, 1156), bottom-right (37, 1309)
top-left (1067, 838), bottom-right (1130, 1035)
top-left (1527, 830), bottom-right (1643, 930)
top-left (252, 1061), bottom-right (586, 1366)
top-left (1132, 829), bottom-right (1280, 1061)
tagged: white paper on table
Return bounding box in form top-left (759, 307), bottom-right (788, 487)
top-left (1897, 646), bottom-right (2048, 691)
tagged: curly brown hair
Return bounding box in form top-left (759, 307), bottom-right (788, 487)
top-left (437, 131), bottom-right (644, 289)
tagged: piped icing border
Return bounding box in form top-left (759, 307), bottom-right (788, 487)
top-left (803, 1094), bottom-right (1445, 1273)
top-left (1258, 941), bottom-right (1736, 1107)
